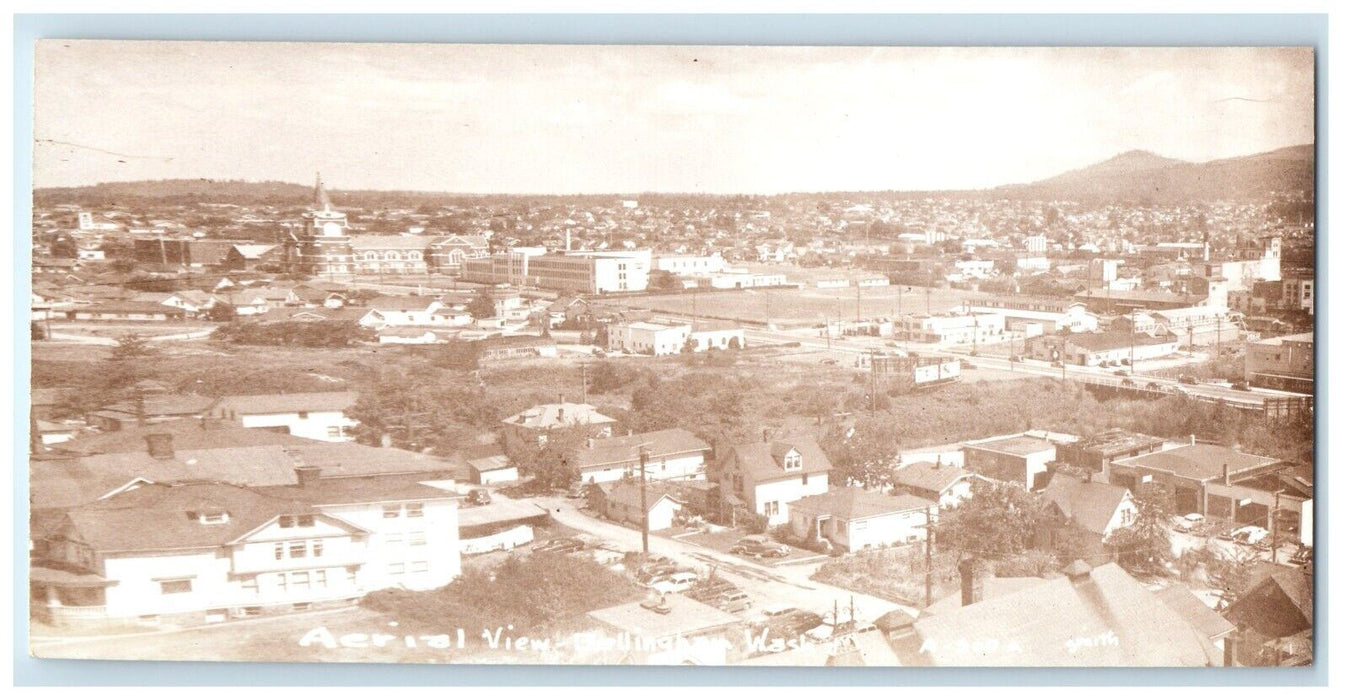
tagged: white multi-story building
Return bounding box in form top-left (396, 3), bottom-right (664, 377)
top-left (574, 428), bottom-right (711, 484)
top-left (654, 253), bottom-right (727, 276)
top-left (211, 392), bottom-right (360, 442)
top-left (895, 312), bottom-right (1008, 347)
top-left (31, 472), bottom-right (460, 629)
top-left (608, 321), bottom-right (746, 356)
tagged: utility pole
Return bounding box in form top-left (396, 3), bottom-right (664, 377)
top-left (580, 363), bottom-right (589, 405)
top-left (1129, 312), bottom-right (1135, 374)
top-left (856, 284), bottom-right (862, 322)
top-left (1271, 489), bottom-right (1284, 563)
top-left (925, 287), bottom-right (931, 315)
top-left (924, 506), bottom-right (934, 608)
top-left (639, 447), bottom-right (651, 555)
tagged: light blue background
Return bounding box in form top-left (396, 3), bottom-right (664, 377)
top-left (12, 12), bottom-right (1329, 687)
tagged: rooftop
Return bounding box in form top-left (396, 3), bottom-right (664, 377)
top-left (966, 434), bottom-right (1056, 457)
top-left (502, 403), bottom-right (617, 430)
top-left (1114, 444), bottom-right (1280, 482)
top-left (576, 428), bottom-right (711, 471)
top-left (213, 391), bottom-right (358, 416)
top-left (791, 487), bottom-right (934, 521)
top-left (588, 594), bottom-right (740, 639)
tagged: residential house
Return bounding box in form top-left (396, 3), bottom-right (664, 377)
top-left (358, 297), bottom-right (470, 329)
top-left (1040, 472), bottom-right (1137, 541)
top-left (715, 435), bottom-right (833, 526)
top-left (574, 428), bottom-right (711, 485)
top-left (1222, 564), bottom-right (1313, 666)
top-left (478, 334), bottom-right (558, 362)
top-left (30, 420), bottom-right (468, 511)
top-left (597, 481), bottom-right (684, 532)
top-left (899, 560), bottom-right (1233, 666)
top-left (211, 392), bottom-right (359, 442)
top-left (458, 444), bottom-right (518, 486)
top-left (499, 402), bottom-right (617, 453)
top-left (891, 461), bottom-right (979, 509)
top-left (88, 394), bottom-right (217, 431)
top-left (377, 328), bottom-right (442, 345)
top-left (31, 472), bottom-right (460, 630)
top-left (789, 487), bottom-right (935, 552)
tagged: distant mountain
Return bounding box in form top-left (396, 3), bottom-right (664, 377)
top-left (991, 144), bottom-right (1314, 203)
top-left (33, 179), bottom-right (315, 207)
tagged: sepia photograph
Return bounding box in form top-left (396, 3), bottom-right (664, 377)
top-left (25, 40), bottom-right (1316, 669)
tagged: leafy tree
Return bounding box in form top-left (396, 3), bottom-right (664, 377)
top-left (681, 334), bottom-right (698, 354)
top-left (110, 333), bottom-right (157, 361)
top-left (205, 303), bottom-right (237, 322)
top-left (586, 361), bottom-right (627, 395)
top-left (933, 480), bottom-right (1050, 558)
top-left (649, 270), bottom-right (682, 292)
top-left (821, 417), bottom-right (901, 489)
top-left (506, 427), bottom-right (589, 493)
top-left (467, 287), bottom-right (496, 319)
top-left (1105, 483), bottom-right (1177, 575)
top-left (727, 336), bottom-right (742, 350)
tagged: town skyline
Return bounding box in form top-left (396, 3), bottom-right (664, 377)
top-left (34, 43), bottom-right (1313, 194)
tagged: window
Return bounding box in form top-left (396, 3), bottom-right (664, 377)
top-left (383, 505), bottom-right (402, 519)
top-left (289, 542), bottom-right (308, 559)
top-left (298, 411), bottom-right (309, 419)
top-left (386, 533), bottom-right (404, 545)
top-left (314, 570), bottom-right (328, 588)
top-left (784, 453), bottom-right (802, 471)
top-left (312, 540), bottom-right (324, 557)
top-left (199, 511), bottom-right (229, 524)
top-left (802, 472), bottom-right (809, 486)
top-left (410, 561), bottom-right (429, 574)
top-left (160, 579), bottom-right (193, 595)
top-left (241, 577), bottom-right (259, 594)
top-left (327, 427), bottom-right (343, 439)
top-left (291, 571), bottom-right (311, 590)
top-left (389, 562), bottom-right (406, 575)
top-left (764, 501), bottom-right (779, 517)
top-left (409, 531), bottom-right (427, 547)
top-left (854, 520), bottom-right (868, 531)
top-left (274, 542), bottom-right (285, 560)
top-left (406, 503), bottom-right (424, 518)
top-left (242, 606), bottom-right (262, 617)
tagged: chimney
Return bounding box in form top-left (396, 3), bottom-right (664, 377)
top-left (144, 433), bottom-right (175, 460)
top-left (586, 437), bottom-right (594, 449)
top-left (1222, 463), bottom-right (1230, 486)
top-left (958, 557), bottom-right (991, 607)
top-left (294, 465), bottom-right (322, 487)
top-left (1064, 559), bottom-right (1093, 582)
top-left (1190, 434), bottom-right (1196, 446)
top-left (762, 428), bottom-right (772, 443)
top-left (557, 407), bottom-right (565, 422)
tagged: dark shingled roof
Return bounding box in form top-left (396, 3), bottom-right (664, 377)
top-left (1041, 472), bottom-right (1133, 536)
top-left (892, 461), bottom-right (974, 495)
top-left (790, 487), bottom-right (934, 522)
top-left (722, 437), bottom-right (834, 485)
top-left (576, 428), bottom-right (710, 471)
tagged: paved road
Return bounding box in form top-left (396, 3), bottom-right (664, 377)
top-left (533, 496), bottom-right (914, 626)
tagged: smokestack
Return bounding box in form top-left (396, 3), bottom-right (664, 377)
top-left (958, 558), bottom-right (991, 607)
top-left (556, 407), bottom-right (565, 422)
top-left (762, 428), bottom-right (771, 443)
top-left (144, 433), bottom-right (175, 460)
top-left (295, 466), bottom-right (322, 487)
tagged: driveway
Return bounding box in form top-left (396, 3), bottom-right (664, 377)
top-left (533, 496), bottom-right (915, 626)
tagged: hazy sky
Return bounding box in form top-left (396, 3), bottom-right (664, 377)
top-left (34, 42), bottom-right (1314, 194)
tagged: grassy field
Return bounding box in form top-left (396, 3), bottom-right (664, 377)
top-left (627, 284), bottom-right (970, 326)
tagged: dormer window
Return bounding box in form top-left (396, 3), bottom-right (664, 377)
top-left (190, 510), bottom-right (229, 525)
top-left (783, 450), bottom-right (802, 471)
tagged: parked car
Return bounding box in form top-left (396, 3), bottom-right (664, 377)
top-left (820, 358), bottom-right (839, 366)
top-left (1231, 525), bottom-right (1270, 546)
top-left (1231, 380), bottom-right (1251, 391)
top-left (1178, 374), bottom-right (1198, 385)
top-left (1290, 546), bottom-right (1313, 566)
top-left (1173, 513), bottom-right (1206, 533)
top-left (649, 571), bottom-right (699, 594)
top-left (757, 606), bottom-right (823, 638)
top-left (1120, 378), bottom-right (1135, 387)
top-left (640, 596), bottom-right (672, 615)
top-left (1009, 354), bottom-right (1023, 363)
top-left (730, 535), bottom-right (790, 559)
top-left (1051, 360), bottom-right (1064, 368)
top-left (533, 537), bottom-right (586, 554)
top-left (636, 564), bottom-right (682, 584)
top-left (468, 489), bottom-right (492, 506)
top-left (688, 577), bottom-right (739, 602)
top-left (716, 591), bottom-right (753, 613)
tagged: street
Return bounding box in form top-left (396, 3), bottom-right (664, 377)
top-left (532, 495), bottom-right (915, 626)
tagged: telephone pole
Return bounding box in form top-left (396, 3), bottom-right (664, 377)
top-left (580, 363), bottom-right (589, 405)
top-left (1271, 489), bottom-right (1284, 563)
top-left (639, 447), bottom-right (651, 554)
top-left (924, 506), bottom-right (934, 607)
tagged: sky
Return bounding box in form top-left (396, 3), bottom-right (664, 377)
top-left (33, 42), bottom-right (1314, 194)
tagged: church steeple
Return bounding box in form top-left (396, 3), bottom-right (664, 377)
top-left (313, 172), bottom-right (333, 213)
